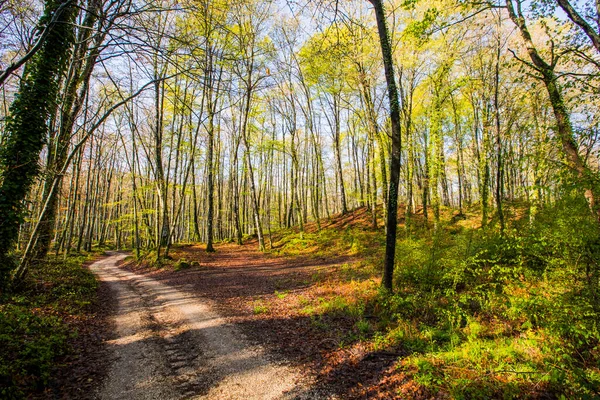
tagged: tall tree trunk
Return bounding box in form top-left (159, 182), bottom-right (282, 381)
top-left (205, 45), bottom-right (222, 252)
top-left (206, 97), bottom-right (216, 252)
top-left (332, 95), bottom-right (348, 215)
top-left (240, 82), bottom-right (265, 251)
top-left (369, 0), bottom-right (403, 291)
top-left (493, 26), bottom-right (505, 234)
top-left (33, 0), bottom-right (103, 261)
top-left (0, 0), bottom-right (78, 285)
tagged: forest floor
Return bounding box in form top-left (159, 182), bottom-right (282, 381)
top-left (88, 251), bottom-right (323, 400)
top-left (13, 205), bottom-right (598, 398)
top-left (80, 217), bottom-right (412, 398)
top-left (70, 203), bottom-right (600, 400)
top-left (116, 253), bottom-right (399, 399)
top-left (104, 209), bottom-right (416, 398)
top-left (5, 204), bottom-right (596, 398)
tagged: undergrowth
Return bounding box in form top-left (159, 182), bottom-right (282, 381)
top-left (0, 254), bottom-right (99, 399)
top-left (271, 197), bottom-right (600, 398)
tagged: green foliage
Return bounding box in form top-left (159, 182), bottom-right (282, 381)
top-left (404, 8), bottom-right (440, 45)
top-left (298, 23), bottom-right (376, 95)
top-left (278, 198), bottom-right (600, 396)
top-left (375, 197), bottom-right (600, 396)
top-left (0, 0), bottom-right (78, 287)
top-left (0, 255), bottom-right (98, 398)
top-left (253, 301), bottom-right (268, 315)
top-left (137, 249), bottom-right (171, 269)
top-left (0, 305), bottom-right (68, 398)
top-left (174, 258), bottom-right (191, 271)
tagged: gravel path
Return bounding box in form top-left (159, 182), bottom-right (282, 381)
top-left (89, 252), bottom-right (307, 400)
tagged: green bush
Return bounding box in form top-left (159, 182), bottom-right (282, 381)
top-left (374, 196), bottom-right (600, 396)
top-left (174, 258), bottom-right (191, 271)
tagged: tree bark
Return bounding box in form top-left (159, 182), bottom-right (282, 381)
top-left (369, 0), bottom-right (403, 291)
top-left (0, 0), bottom-right (78, 285)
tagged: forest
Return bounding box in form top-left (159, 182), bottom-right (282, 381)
top-left (1, 0), bottom-right (600, 397)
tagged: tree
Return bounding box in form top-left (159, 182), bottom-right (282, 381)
top-left (299, 27), bottom-right (352, 215)
top-left (552, 0), bottom-right (600, 55)
top-left (368, 0), bottom-right (403, 291)
top-left (229, 0), bottom-right (273, 251)
top-left (32, 0), bottom-right (115, 262)
top-left (505, 0), bottom-right (600, 224)
top-left (0, 0), bottom-right (78, 286)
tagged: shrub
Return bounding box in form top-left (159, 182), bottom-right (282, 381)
top-left (174, 258), bottom-right (191, 271)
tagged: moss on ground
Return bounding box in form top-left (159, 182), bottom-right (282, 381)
top-left (0, 254), bottom-right (99, 399)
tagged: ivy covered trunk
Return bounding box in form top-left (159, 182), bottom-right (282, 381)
top-left (32, 0), bottom-right (102, 262)
top-left (0, 0), bottom-right (78, 286)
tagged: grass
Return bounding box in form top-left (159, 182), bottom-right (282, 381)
top-left (0, 253), bottom-right (100, 399)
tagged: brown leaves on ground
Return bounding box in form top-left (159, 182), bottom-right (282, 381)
top-left (122, 241), bottom-right (415, 399)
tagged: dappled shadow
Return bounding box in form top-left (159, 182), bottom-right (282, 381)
top-left (93, 255), bottom-right (303, 399)
top-left (110, 245), bottom-right (406, 398)
top-left (33, 270), bottom-right (117, 400)
top-left (208, 310), bottom-right (405, 400)
top-left (127, 244), bottom-right (357, 307)
top-left (98, 325), bottom-right (291, 398)
top-left (114, 244), bottom-right (403, 398)
top-left (99, 296), bottom-right (402, 399)
top-left (117, 242), bottom-right (557, 399)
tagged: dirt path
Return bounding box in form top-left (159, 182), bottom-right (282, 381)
top-left (89, 252), bottom-right (309, 399)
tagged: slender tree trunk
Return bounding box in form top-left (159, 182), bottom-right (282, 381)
top-left (370, 0), bottom-right (403, 291)
top-left (206, 100), bottom-right (216, 252)
top-left (493, 28), bottom-right (505, 234)
top-left (240, 80), bottom-right (265, 251)
top-left (332, 95), bottom-right (348, 215)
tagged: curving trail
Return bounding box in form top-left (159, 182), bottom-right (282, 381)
top-left (89, 252), bottom-right (306, 400)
